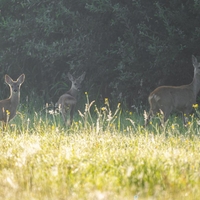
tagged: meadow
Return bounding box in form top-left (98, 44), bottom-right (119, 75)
top-left (1, 96), bottom-right (200, 200)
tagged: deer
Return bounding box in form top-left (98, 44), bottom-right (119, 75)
top-left (57, 72), bottom-right (86, 126)
top-left (145, 55), bottom-right (200, 126)
top-left (0, 74), bottom-right (25, 129)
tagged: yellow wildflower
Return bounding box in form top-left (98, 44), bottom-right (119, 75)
top-left (6, 110), bottom-right (10, 115)
top-left (104, 98), bottom-right (109, 104)
top-left (193, 104), bottom-right (198, 109)
top-left (101, 107), bottom-right (106, 111)
top-left (156, 112), bottom-right (161, 117)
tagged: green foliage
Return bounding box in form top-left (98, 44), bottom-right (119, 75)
top-left (1, 0), bottom-right (200, 109)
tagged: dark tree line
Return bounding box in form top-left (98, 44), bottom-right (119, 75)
top-left (0, 0), bottom-right (200, 110)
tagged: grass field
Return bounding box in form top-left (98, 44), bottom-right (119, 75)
top-left (1, 98), bottom-right (200, 200)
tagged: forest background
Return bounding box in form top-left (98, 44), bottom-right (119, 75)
top-left (1, 0), bottom-right (200, 111)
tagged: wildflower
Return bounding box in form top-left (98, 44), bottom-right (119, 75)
top-left (193, 104), bottom-right (198, 109)
top-left (49, 110), bottom-right (55, 115)
top-left (94, 106), bottom-right (98, 112)
top-left (10, 124), bottom-right (16, 129)
top-left (157, 111), bottom-right (163, 117)
top-left (187, 121), bottom-right (191, 125)
top-left (104, 98), bottom-right (109, 105)
top-left (143, 110), bottom-right (148, 121)
top-left (6, 110), bottom-right (10, 115)
top-left (101, 107), bottom-right (106, 111)
top-left (129, 111), bottom-right (133, 115)
top-left (52, 125), bottom-right (55, 130)
top-left (171, 125), bottom-right (175, 130)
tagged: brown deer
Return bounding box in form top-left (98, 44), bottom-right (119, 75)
top-left (145, 55), bottom-right (200, 126)
top-left (0, 74), bottom-right (25, 128)
top-left (57, 72), bottom-right (86, 126)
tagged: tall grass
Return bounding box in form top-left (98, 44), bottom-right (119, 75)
top-left (0, 97), bottom-right (200, 200)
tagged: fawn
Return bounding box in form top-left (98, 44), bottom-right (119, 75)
top-left (0, 74), bottom-right (25, 128)
top-left (145, 55), bottom-right (200, 126)
top-left (57, 72), bottom-right (86, 126)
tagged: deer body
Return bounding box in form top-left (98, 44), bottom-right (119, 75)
top-left (0, 74), bottom-right (25, 125)
top-left (145, 55), bottom-right (200, 126)
top-left (57, 72), bottom-right (85, 126)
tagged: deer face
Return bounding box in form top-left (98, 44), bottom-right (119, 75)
top-left (5, 74), bottom-right (25, 94)
top-left (68, 72), bottom-right (86, 91)
top-left (192, 55), bottom-right (200, 75)
top-left (11, 83), bottom-right (20, 93)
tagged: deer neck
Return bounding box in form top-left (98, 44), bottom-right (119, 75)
top-left (191, 73), bottom-right (200, 98)
top-left (67, 88), bottom-right (78, 98)
top-left (6, 92), bottom-right (20, 120)
top-left (10, 92), bottom-right (20, 108)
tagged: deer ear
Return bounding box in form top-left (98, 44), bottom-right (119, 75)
top-left (17, 74), bottom-right (25, 84)
top-left (67, 73), bottom-right (74, 81)
top-left (78, 72), bottom-right (86, 83)
top-left (5, 75), bottom-right (13, 85)
top-left (192, 55), bottom-right (198, 65)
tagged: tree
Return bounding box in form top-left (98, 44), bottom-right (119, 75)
top-left (1, 0), bottom-right (200, 110)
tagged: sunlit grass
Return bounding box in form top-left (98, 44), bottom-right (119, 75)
top-left (0, 99), bottom-right (200, 199)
